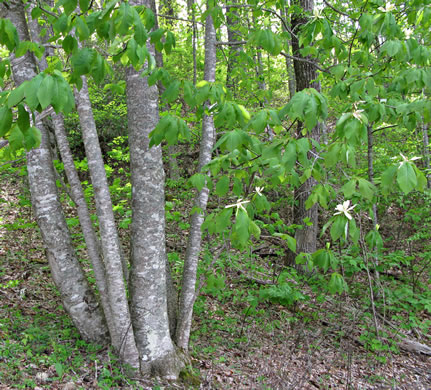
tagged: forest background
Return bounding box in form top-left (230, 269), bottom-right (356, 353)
top-left (0, 0), bottom-right (431, 388)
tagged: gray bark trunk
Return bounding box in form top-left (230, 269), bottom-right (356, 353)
top-left (423, 122), bottom-right (431, 189)
top-left (151, 0), bottom-right (181, 182)
top-left (26, 1), bottom-right (114, 339)
top-left (1, 0), bottom-right (108, 344)
top-left (188, 0), bottom-right (197, 85)
top-left (126, 0), bottom-right (182, 378)
top-left (175, 10), bottom-right (217, 351)
top-left (288, 0), bottom-right (321, 263)
top-left (75, 79), bottom-right (139, 368)
top-left (226, 4), bottom-right (242, 95)
top-left (150, 0), bottom-right (180, 336)
top-left (367, 125), bottom-right (378, 228)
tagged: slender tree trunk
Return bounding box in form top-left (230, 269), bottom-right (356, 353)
top-left (126, 0), bottom-right (183, 378)
top-left (281, 6), bottom-right (296, 99)
top-left (26, 1), bottom-right (114, 338)
top-left (289, 0), bottom-right (321, 262)
top-left (150, 0), bottom-right (180, 338)
top-left (423, 122), bottom-right (431, 189)
top-left (75, 79), bottom-right (139, 368)
top-left (176, 9), bottom-right (217, 351)
top-left (367, 125), bottom-right (378, 228)
top-left (188, 0), bottom-right (197, 85)
top-left (226, 3), bottom-right (242, 95)
top-left (1, 0), bottom-right (108, 344)
top-left (151, 0), bottom-right (181, 181)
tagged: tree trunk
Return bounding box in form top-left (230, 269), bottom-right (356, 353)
top-left (1, 0), bottom-right (108, 345)
top-left (151, 0), bottom-right (181, 182)
top-left (281, 6), bottom-right (296, 99)
top-left (126, 0), bottom-right (183, 378)
top-left (176, 9), bottom-right (217, 351)
top-left (26, 0), bottom-right (114, 340)
top-left (289, 0), bottom-right (321, 262)
top-left (226, 3), bottom-right (242, 95)
top-left (188, 0), bottom-right (197, 85)
top-left (423, 122), bottom-right (431, 189)
top-left (75, 79), bottom-right (139, 369)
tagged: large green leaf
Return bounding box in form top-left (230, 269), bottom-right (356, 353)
top-left (397, 162), bottom-right (417, 194)
top-left (215, 176), bottom-right (230, 196)
top-left (37, 75), bottom-right (54, 110)
top-left (0, 106), bottom-right (13, 137)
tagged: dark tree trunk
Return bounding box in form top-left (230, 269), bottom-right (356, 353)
top-left (288, 0), bottom-right (321, 263)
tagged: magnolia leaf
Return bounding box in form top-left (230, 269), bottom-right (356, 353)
top-left (215, 176), bottom-right (229, 196)
top-left (397, 162), bottom-right (417, 194)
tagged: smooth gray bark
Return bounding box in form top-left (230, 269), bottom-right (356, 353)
top-left (26, 1), bottom-right (114, 338)
top-left (423, 122), bottom-right (431, 189)
top-left (126, 0), bottom-right (182, 378)
top-left (226, 4), bottom-right (242, 95)
top-left (75, 79), bottom-right (139, 369)
top-left (1, 0), bottom-right (108, 344)
top-left (175, 11), bottom-right (217, 351)
top-left (151, 0), bottom-right (181, 182)
top-left (151, 0), bottom-right (180, 336)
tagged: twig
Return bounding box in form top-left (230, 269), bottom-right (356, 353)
top-left (280, 51), bottom-right (329, 74)
top-left (322, 0), bottom-right (352, 19)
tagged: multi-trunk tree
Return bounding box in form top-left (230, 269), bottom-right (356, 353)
top-left (0, 0), bottom-right (429, 382)
top-left (0, 0), bottom-right (219, 379)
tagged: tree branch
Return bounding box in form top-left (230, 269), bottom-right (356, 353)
top-left (280, 51), bottom-right (329, 74)
top-left (216, 40), bottom-right (247, 46)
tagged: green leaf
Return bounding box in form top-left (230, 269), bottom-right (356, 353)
top-left (216, 176), bottom-right (229, 196)
top-left (79, 0), bottom-right (89, 12)
top-left (397, 163), bottom-right (417, 194)
top-left (62, 35), bottom-right (78, 54)
top-left (328, 272), bottom-right (346, 294)
top-left (9, 125), bottom-right (24, 152)
top-left (357, 178), bottom-right (375, 201)
top-left (183, 81), bottom-right (196, 107)
top-left (54, 13), bottom-right (69, 34)
top-left (24, 126), bottom-right (41, 150)
top-left (233, 209), bottom-right (250, 248)
top-left (215, 207), bottom-right (233, 233)
top-left (341, 179), bottom-right (356, 198)
top-left (17, 104), bottom-right (30, 132)
top-left (312, 249), bottom-right (330, 272)
top-left (8, 83), bottom-right (27, 107)
top-left (76, 16), bottom-right (90, 40)
top-left (381, 165), bottom-right (397, 194)
top-left (330, 216), bottom-right (347, 242)
top-left (190, 173), bottom-right (207, 192)
top-left (71, 48), bottom-right (96, 76)
top-left (251, 110), bottom-right (267, 134)
top-left (0, 106), bottom-right (13, 137)
top-left (216, 130), bottom-right (243, 152)
top-left (37, 75), bottom-right (54, 110)
top-left (161, 80), bottom-right (180, 103)
top-left (330, 64), bottom-right (345, 80)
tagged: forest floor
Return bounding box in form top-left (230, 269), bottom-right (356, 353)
top-left (1, 168), bottom-right (431, 389)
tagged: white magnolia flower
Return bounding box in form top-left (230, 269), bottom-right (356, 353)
top-left (225, 198), bottom-right (250, 214)
top-left (378, 3), bottom-right (395, 12)
top-left (315, 32), bottom-right (323, 41)
top-left (255, 187), bottom-right (264, 196)
top-left (397, 153), bottom-right (421, 168)
top-left (404, 28), bottom-right (413, 39)
top-left (352, 109), bottom-right (364, 122)
top-left (313, 8), bottom-right (324, 19)
top-left (334, 200), bottom-right (357, 220)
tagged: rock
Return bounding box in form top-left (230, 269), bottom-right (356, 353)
top-left (35, 371), bottom-right (49, 383)
top-left (63, 382), bottom-right (77, 390)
